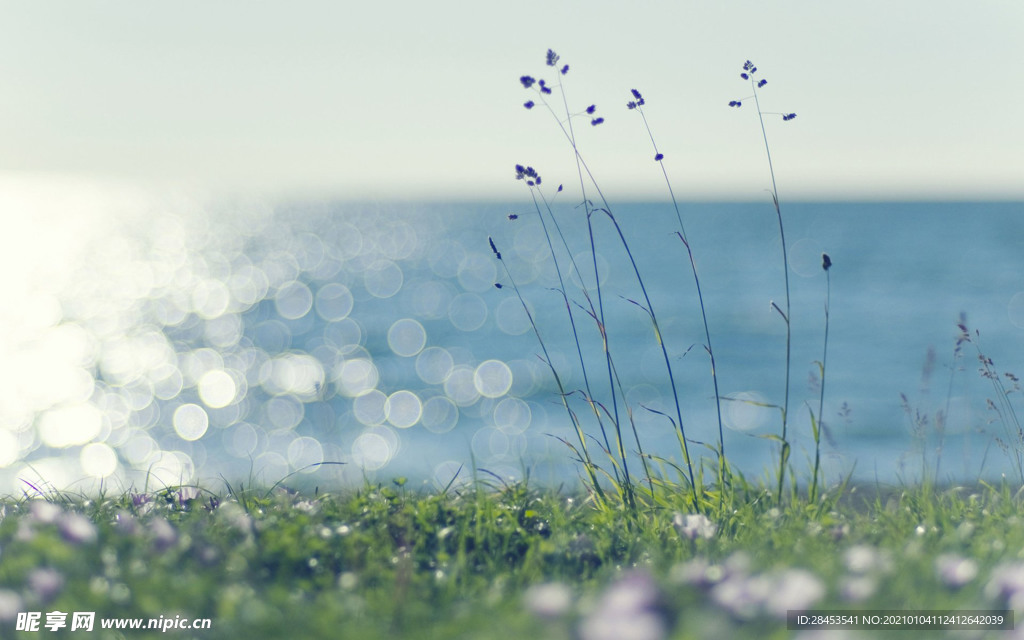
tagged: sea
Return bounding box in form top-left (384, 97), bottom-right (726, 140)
top-left (3, 195), bottom-right (1024, 493)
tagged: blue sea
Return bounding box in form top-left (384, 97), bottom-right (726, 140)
top-left (4, 199), bottom-right (1024, 492)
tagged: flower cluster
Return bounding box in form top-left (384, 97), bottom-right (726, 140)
top-left (520, 49), bottom-right (601, 124)
top-left (514, 164), bottom-right (541, 186)
top-left (729, 60), bottom-right (797, 122)
top-left (626, 88), bottom-right (645, 109)
top-left (673, 513), bottom-right (716, 540)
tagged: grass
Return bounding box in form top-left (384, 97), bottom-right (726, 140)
top-left (1, 479), bottom-right (1022, 639)
top-left (507, 51), bottom-right (809, 511)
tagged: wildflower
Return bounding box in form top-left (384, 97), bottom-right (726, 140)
top-left (58, 512), bottom-right (97, 545)
top-left (822, 253), bottom-right (832, 271)
top-left (27, 568), bottom-right (63, 603)
top-left (783, 113), bottom-right (797, 121)
top-left (985, 562), bottom-right (1024, 608)
top-left (763, 569), bottom-right (825, 617)
top-left (114, 510), bottom-right (140, 536)
top-left (523, 582), bottom-right (573, 619)
top-left (711, 574), bottom-right (772, 619)
top-left (494, 283), bottom-right (503, 289)
top-left (654, 153), bottom-right (664, 161)
top-left (149, 517), bottom-right (178, 550)
top-left (712, 568), bottom-right (824, 620)
top-left (586, 104), bottom-right (596, 115)
top-left (546, 49), bottom-right (560, 67)
top-left (740, 73), bottom-right (749, 80)
top-left (560, 64), bottom-right (569, 75)
top-left (578, 571), bottom-right (667, 640)
top-left (520, 76), bottom-right (536, 89)
top-left (839, 575), bottom-right (877, 602)
top-left (728, 100), bottom-right (742, 108)
top-left (936, 554), bottom-right (977, 588)
top-left (507, 213), bottom-right (518, 220)
top-left (488, 237), bottom-right (501, 259)
top-left (523, 100), bottom-right (534, 109)
top-left (590, 117), bottom-right (604, 126)
top-left (758, 79), bottom-right (767, 88)
top-left (673, 513), bottom-right (716, 540)
top-left (515, 165), bottom-right (541, 186)
top-left (0, 589), bottom-right (23, 621)
top-left (29, 500), bottom-right (62, 524)
top-left (843, 545), bottom-right (892, 574)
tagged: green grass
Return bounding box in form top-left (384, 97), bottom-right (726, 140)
top-left (1, 480), bottom-right (1021, 639)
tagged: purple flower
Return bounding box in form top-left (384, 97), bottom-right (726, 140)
top-left (149, 517), bottom-right (178, 550)
top-left (27, 568), bottom-right (63, 603)
top-left (740, 73), bottom-right (749, 80)
top-left (586, 105), bottom-right (596, 115)
top-left (758, 79), bottom-right (767, 88)
top-left (524, 101), bottom-right (535, 109)
top-left (654, 153), bottom-right (664, 161)
top-left (560, 64), bottom-right (569, 75)
top-left (578, 571), bottom-right (667, 640)
top-left (985, 562), bottom-right (1024, 609)
top-left (590, 117), bottom-right (604, 126)
top-left (546, 49), bottom-right (560, 67)
top-left (519, 75), bottom-right (536, 89)
top-left (58, 512), bottom-right (97, 545)
top-left (783, 113), bottom-right (797, 121)
top-left (728, 100), bottom-right (742, 108)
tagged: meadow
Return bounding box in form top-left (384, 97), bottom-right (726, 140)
top-left (3, 50), bottom-right (1024, 638)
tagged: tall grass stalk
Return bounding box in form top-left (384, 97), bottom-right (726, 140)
top-left (810, 253), bottom-right (832, 501)
top-left (957, 320), bottom-right (1024, 483)
top-left (518, 50), bottom-right (699, 511)
top-left (488, 231), bottom-right (608, 507)
top-left (627, 89), bottom-right (727, 497)
top-left (730, 60), bottom-right (798, 503)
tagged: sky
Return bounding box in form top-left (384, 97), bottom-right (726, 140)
top-left (0, 1), bottom-right (1022, 201)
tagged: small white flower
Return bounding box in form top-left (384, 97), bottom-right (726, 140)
top-left (764, 569), bottom-right (825, 617)
top-left (29, 501), bottom-right (62, 524)
top-left (839, 575), bottom-right (877, 602)
top-left (0, 589), bottom-right (23, 621)
top-left (523, 582), bottom-right (573, 619)
top-left (843, 545), bottom-right (891, 574)
top-left (673, 513), bottom-right (716, 540)
top-left (935, 554), bottom-right (977, 588)
top-left (578, 572), bottom-right (666, 640)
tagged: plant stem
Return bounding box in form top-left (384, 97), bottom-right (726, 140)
top-left (752, 82), bottom-right (792, 504)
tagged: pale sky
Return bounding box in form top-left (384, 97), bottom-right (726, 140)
top-left (1, 1), bottom-right (1022, 200)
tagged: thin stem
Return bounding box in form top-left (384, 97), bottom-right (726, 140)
top-left (812, 267), bottom-right (830, 501)
top-left (635, 105), bottom-right (726, 497)
top-left (752, 82), bottom-right (792, 504)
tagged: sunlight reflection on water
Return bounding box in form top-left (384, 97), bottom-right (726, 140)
top-left (0, 178), bottom-right (548, 493)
